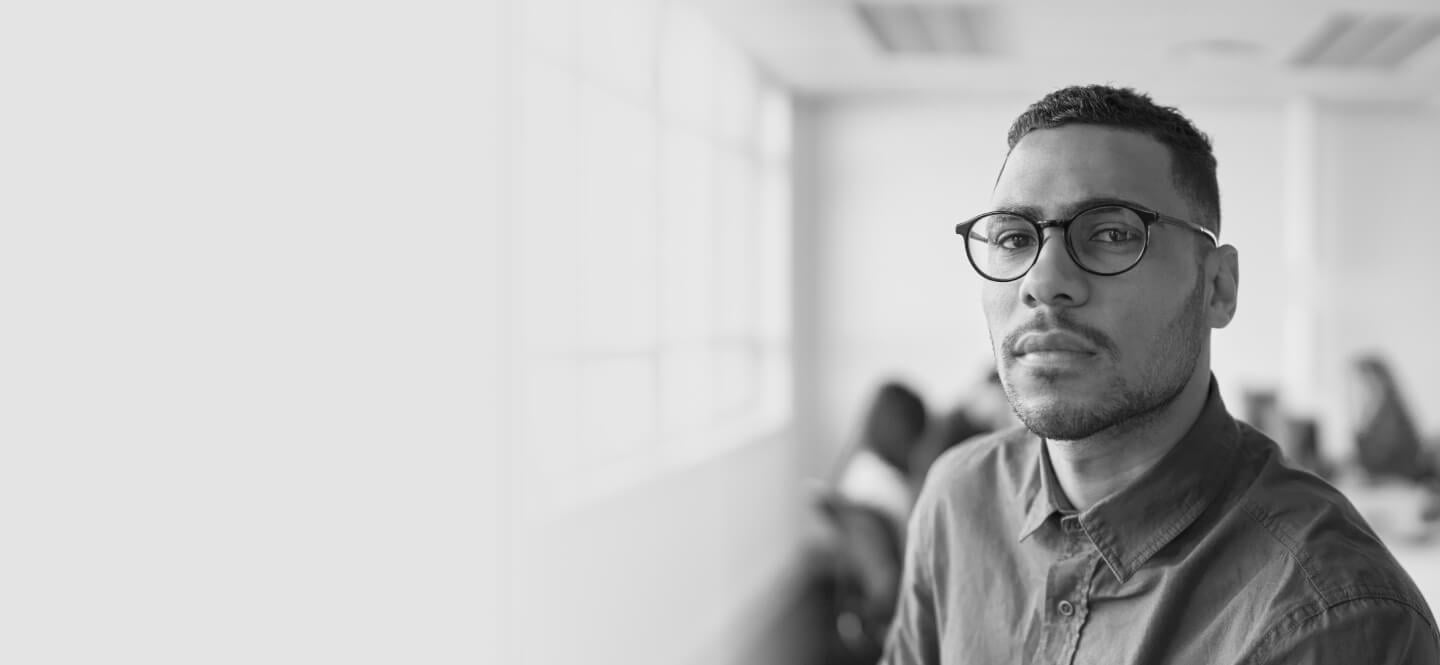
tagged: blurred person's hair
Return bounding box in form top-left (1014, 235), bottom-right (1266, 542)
top-left (1351, 353), bottom-right (1432, 482)
top-left (863, 382), bottom-right (929, 473)
top-left (1005, 84), bottom-right (1221, 237)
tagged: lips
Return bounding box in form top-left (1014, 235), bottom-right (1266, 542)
top-left (1013, 331), bottom-right (1098, 356)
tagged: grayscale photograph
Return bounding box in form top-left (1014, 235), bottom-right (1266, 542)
top-left (8, 0), bottom-right (1440, 663)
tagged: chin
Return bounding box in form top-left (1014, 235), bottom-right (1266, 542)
top-left (1003, 371), bottom-right (1119, 440)
top-left (1014, 403), bottom-right (1113, 441)
top-left (1006, 365), bottom-right (1199, 441)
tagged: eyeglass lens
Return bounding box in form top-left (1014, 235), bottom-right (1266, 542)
top-left (965, 206), bottom-right (1148, 280)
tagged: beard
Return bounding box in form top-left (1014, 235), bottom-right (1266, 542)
top-left (999, 276), bottom-right (1206, 441)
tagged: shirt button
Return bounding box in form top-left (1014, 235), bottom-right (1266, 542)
top-left (1057, 600), bottom-right (1075, 616)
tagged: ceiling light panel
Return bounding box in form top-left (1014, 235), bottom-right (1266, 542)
top-left (856, 3), bottom-right (997, 55)
top-left (1292, 13), bottom-right (1440, 69)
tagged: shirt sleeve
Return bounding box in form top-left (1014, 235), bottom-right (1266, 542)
top-left (1249, 597), bottom-right (1440, 665)
top-left (879, 491), bottom-right (941, 665)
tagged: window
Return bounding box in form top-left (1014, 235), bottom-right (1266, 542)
top-left (507, 0), bottom-right (793, 514)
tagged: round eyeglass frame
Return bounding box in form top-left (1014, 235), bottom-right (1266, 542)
top-left (953, 201), bottom-right (1218, 282)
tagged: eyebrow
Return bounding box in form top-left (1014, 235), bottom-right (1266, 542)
top-left (992, 196), bottom-right (1144, 219)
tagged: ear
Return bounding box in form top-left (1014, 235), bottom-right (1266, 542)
top-left (1204, 244), bottom-right (1239, 329)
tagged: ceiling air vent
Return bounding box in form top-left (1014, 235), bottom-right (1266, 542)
top-left (855, 3), bottom-right (998, 55)
top-left (1291, 13), bottom-right (1440, 68)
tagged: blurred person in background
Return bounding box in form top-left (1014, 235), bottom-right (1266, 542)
top-left (833, 381), bottom-right (930, 534)
top-left (822, 375), bottom-right (1023, 662)
top-left (1341, 354), bottom-right (1440, 542)
top-left (908, 368), bottom-right (1018, 491)
top-left (1352, 354), bottom-right (1437, 483)
top-left (883, 85), bottom-right (1439, 664)
top-left (817, 381), bottom-right (930, 663)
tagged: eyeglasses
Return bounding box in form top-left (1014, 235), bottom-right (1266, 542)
top-left (954, 201), bottom-right (1218, 282)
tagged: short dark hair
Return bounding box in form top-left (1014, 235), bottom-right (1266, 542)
top-left (862, 381), bottom-right (928, 472)
top-left (1006, 85), bottom-right (1221, 237)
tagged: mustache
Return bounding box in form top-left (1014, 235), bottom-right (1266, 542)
top-left (1002, 312), bottom-right (1117, 358)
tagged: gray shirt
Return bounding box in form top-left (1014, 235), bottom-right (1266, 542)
top-left (882, 379), bottom-right (1439, 664)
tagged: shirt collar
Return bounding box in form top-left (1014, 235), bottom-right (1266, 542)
top-left (1018, 438), bottom-right (1067, 541)
top-left (1017, 376), bottom-right (1241, 583)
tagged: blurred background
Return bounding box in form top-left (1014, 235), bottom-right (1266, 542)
top-left (494, 0), bottom-right (1440, 663)
top-left (6, 0), bottom-right (1440, 663)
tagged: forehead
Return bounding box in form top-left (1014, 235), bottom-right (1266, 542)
top-left (992, 125), bottom-right (1183, 216)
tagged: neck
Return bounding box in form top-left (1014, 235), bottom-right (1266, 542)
top-left (1046, 367), bottom-right (1212, 511)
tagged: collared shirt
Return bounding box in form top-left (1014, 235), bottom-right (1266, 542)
top-left (882, 378), bottom-right (1440, 664)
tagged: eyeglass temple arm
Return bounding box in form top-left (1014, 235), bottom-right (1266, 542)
top-left (956, 222), bottom-right (988, 243)
top-left (1158, 214), bottom-right (1218, 245)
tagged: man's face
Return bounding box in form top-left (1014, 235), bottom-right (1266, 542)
top-left (984, 125), bottom-right (1210, 440)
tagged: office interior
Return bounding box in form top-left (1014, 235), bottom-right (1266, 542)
top-left (8, 0), bottom-right (1440, 663)
top-left (489, 1), bottom-right (1440, 663)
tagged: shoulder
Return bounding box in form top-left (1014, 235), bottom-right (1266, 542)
top-left (908, 425), bottom-right (1036, 537)
top-left (1240, 594), bottom-right (1440, 664)
top-left (921, 424), bottom-right (1035, 500)
top-left (1227, 423), bottom-right (1439, 657)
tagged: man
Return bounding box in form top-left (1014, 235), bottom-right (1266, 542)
top-left (882, 85), bottom-right (1439, 664)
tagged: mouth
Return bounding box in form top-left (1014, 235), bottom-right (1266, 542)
top-left (1007, 352), bottom-right (1097, 381)
top-left (1017, 349), bottom-right (1095, 360)
top-left (1012, 331), bottom-right (1100, 357)
top-left (1007, 329), bottom-right (1103, 372)
top-left (1013, 349), bottom-right (1097, 369)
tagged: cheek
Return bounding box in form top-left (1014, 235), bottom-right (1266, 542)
top-left (979, 284), bottom-right (1018, 352)
top-left (1110, 282), bottom-right (1194, 348)
top-left (1115, 254), bottom-right (1200, 323)
top-left (979, 283), bottom-right (1015, 322)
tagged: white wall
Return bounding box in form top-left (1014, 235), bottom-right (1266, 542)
top-left (1322, 102), bottom-right (1440, 442)
top-left (795, 94), bottom-right (1434, 464)
top-left (486, 5), bottom-right (509, 662)
top-left (3, 2), bottom-right (502, 663)
top-left (510, 430), bottom-right (816, 665)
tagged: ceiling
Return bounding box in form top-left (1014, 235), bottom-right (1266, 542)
top-left (694, 0), bottom-right (1440, 103)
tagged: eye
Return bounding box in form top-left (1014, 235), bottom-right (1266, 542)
top-left (1089, 227), bottom-right (1141, 244)
top-left (994, 230), bottom-right (1037, 250)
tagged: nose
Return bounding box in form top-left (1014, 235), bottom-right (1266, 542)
top-left (1018, 228), bottom-right (1090, 308)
